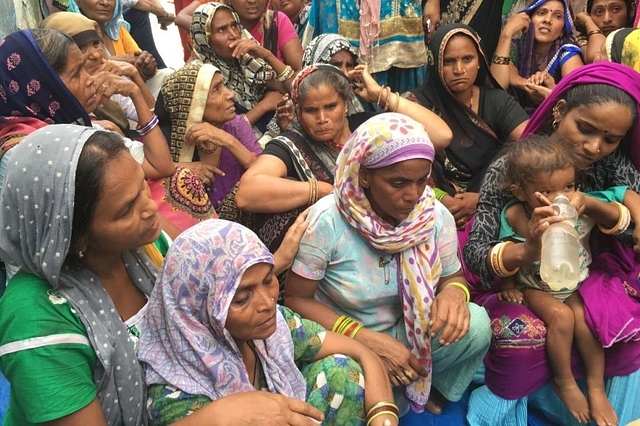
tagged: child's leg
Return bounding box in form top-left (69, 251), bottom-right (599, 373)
top-left (565, 293), bottom-right (619, 426)
top-left (523, 289), bottom-right (590, 423)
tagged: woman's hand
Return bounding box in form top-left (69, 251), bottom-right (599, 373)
top-left (503, 12), bottom-right (530, 38)
top-left (91, 71), bottom-right (139, 107)
top-left (178, 161), bottom-right (225, 188)
top-left (524, 71), bottom-right (555, 103)
top-left (273, 209), bottom-right (309, 275)
top-left (185, 122), bottom-right (230, 151)
top-left (275, 94), bottom-right (295, 131)
top-left (358, 328), bottom-right (427, 388)
top-left (99, 59), bottom-right (140, 80)
top-left (347, 65), bottom-right (379, 103)
top-left (229, 39), bottom-right (270, 60)
top-left (422, 0), bottom-right (440, 41)
top-left (262, 90), bottom-right (285, 112)
top-left (134, 51), bottom-right (158, 79)
top-left (430, 285), bottom-right (470, 345)
top-left (317, 181), bottom-right (334, 199)
top-left (574, 12), bottom-right (594, 33)
top-left (442, 192), bottom-right (479, 228)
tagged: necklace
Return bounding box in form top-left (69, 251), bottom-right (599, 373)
top-left (247, 341), bottom-right (262, 390)
top-left (379, 255), bottom-right (394, 285)
top-left (468, 87), bottom-right (474, 110)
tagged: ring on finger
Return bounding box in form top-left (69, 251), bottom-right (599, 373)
top-left (403, 369), bottom-right (413, 380)
top-left (101, 83), bottom-right (109, 90)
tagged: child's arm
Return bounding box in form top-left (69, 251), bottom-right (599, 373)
top-left (497, 275), bottom-right (524, 304)
top-left (623, 189), bottom-right (640, 252)
top-left (312, 332), bottom-right (398, 426)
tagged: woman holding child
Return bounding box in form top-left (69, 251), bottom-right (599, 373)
top-left (465, 62), bottom-right (640, 425)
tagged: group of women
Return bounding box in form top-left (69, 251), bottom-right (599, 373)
top-left (1, 0), bottom-right (640, 424)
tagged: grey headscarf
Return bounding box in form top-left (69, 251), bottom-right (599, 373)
top-left (302, 34), bottom-right (365, 114)
top-left (0, 124), bottom-right (156, 426)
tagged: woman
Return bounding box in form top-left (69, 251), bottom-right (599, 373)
top-left (139, 219), bottom-right (398, 426)
top-left (491, 0), bottom-right (584, 114)
top-left (574, 0), bottom-right (635, 63)
top-left (191, 2), bottom-right (295, 136)
top-left (235, 64), bottom-right (452, 252)
top-left (411, 23), bottom-right (529, 227)
top-left (464, 62), bottom-right (640, 425)
top-left (152, 60), bottom-right (262, 230)
top-left (284, 113), bottom-right (491, 416)
top-left (272, 0), bottom-right (310, 38)
top-left (603, 27), bottom-right (640, 73)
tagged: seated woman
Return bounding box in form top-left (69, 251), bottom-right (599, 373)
top-left (464, 62), bottom-right (640, 425)
top-left (491, 0), bottom-right (584, 114)
top-left (190, 2), bottom-right (296, 137)
top-left (603, 27), bottom-right (640, 72)
top-left (410, 23), bottom-right (529, 228)
top-left (139, 219), bottom-right (398, 426)
top-left (235, 64), bottom-right (452, 253)
top-left (574, 0), bottom-right (635, 63)
top-left (284, 113), bottom-right (491, 416)
top-left (152, 60), bottom-right (262, 230)
top-left (40, 12), bottom-right (156, 134)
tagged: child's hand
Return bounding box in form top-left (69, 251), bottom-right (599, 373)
top-left (498, 289), bottom-right (524, 304)
top-left (568, 191), bottom-right (587, 215)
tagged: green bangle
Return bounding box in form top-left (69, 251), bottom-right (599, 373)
top-left (433, 187), bottom-right (448, 201)
top-left (445, 281), bottom-right (470, 303)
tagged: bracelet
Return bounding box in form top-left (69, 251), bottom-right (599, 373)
top-left (490, 241), bottom-right (519, 277)
top-left (331, 315), bottom-right (364, 338)
top-left (365, 402), bottom-right (399, 426)
top-left (241, 153), bottom-right (257, 169)
top-left (391, 92), bottom-right (401, 113)
top-left (276, 65), bottom-right (294, 83)
top-left (597, 202), bottom-right (631, 235)
top-left (366, 411), bottom-right (399, 426)
top-left (586, 29), bottom-right (603, 39)
top-left (383, 87), bottom-right (392, 112)
top-left (197, 144), bottom-right (218, 154)
top-left (445, 281), bottom-right (470, 303)
top-left (367, 402), bottom-right (399, 416)
top-left (492, 54), bottom-right (510, 65)
top-left (136, 114), bottom-right (159, 136)
top-left (377, 85), bottom-right (387, 105)
top-left (433, 187), bottom-right (448, 201)
top-left (307, 178), bottom-right (318, 206)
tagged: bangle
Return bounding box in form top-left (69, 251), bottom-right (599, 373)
top-left (586, 29), bottom-right (603, 39)
top-left (598, 202), bottom-right (631, 235)
top-left (492, 54), bottom-right (510, 65)
top-left (307, 178), bottom-right (318, 206)
top-left (366, 411), bottom-right (399, 426)
top-left (366, 402), bottom-right (399, 426)
top-left (383, 87), bottom-right (392, 111)
top-left (377, 85), bottom-right (387, 105)
top-left (136, 114), bottom-right (159, 136)
top-left (197, 144), bottom-right (218, 154)
top-left (367, 402), bottom-right (399, 416)
top-left (433, 187), bottom-right (448, 201)
top-left (331, 315), bottom-right (363, 338)
top-left (490, 242), bottom-right (519, 277)
top-left (276, 65), bottom-right (294, 82)
top-left (241, 153), bottom-right (257, 169)
top-left (392, 92), bottom-right (401, 113)
top-left (445, 281), bottom-right (470, 303)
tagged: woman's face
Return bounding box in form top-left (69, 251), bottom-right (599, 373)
top-left (299, 84), bottom-right (348, 143)
top-left (75, 0), bottom-right (115, 24)
top-left (227, 0), bottom-right (267, 26)
top-left (531, 0), bottom-right (566, 44)
top-left (359, 159), bottom-right (432, 225)
top-left (85, 152), bottom-right (161, 257)
top-left (441, 34), bottom-right (479, 94)
top-left (329, 49), bottom-right (357, 75)
top-left (203, 73), bottom-right (236, 126)
top-left (58, 45), bottom-right (99, 113)
top-left (554, 100), bottom-right (634, 165)
top-left (209, 8), bottom-right (242, 60)
top-left (590, 0), bottom-right (628, 35)
top-left (271, 0), bottom-right (304, 20)
top-left (80, 40), bottom-right (105, 74)
top-left (225, 263), bottom-right (279, 343)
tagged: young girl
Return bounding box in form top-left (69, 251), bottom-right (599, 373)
top-left (497, 135), bottom-right (639, 426)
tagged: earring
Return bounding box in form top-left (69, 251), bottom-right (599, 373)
top-left (78, 250), bottom-right (84, 259)
top-left (552, 105), bottom-right (560, 129)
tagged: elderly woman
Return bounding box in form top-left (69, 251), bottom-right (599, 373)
top-left (491, 0), bottom-right (584, 114)
top-left (190, 2), bottom-right (296, 137)
top-left (285, 113), bottom-right (491, 416)
top-left (139, 220), bottom-right (397, 426)
top-left (236, 64), bottom-right (452, 252)
top-left (464, 62), bottom-right (640, 425)
top-left (411, 23), bottom-right (529, 228)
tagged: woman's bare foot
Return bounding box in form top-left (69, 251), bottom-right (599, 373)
top-left (588, 388), bottom-right (618, 426)
top-left (425, 388), bottom-right (447, 415)
top-left (551, 377), bottom-right (591, 423)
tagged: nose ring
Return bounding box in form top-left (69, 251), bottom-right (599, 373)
top-left (598, 149), bottom-right (601, 153)
top-left (462, 69), bottom-right (466, 73)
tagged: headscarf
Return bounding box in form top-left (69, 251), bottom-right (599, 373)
top-left (40, 11), bottom-right (102, 48)
top-left (413, 23), bottom-right (504, 194)
top-left (0, 30), bottom-right (92, 128)
top-left (302, 34), bottom-right (364, 114)
top-left (191, 2), bottom-right (275, 110)
top-left (139, 219), bottom-right (307, 401)
top-left (605, 28), bottom-right (640, 72)
top-left (522, 62), bottom-right (640, 171)
top-left (53, 0), bottom-right (130, 41)
top-left (333, 113), bottom-right (438, 411)
top-left (0, 124), bottom-right (157, 426)
top-left (161, 61), bottom-right (219, 163)
top-left (514, 0), bottom-right (580, 79)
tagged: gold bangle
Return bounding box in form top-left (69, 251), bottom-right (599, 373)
top-left (383, 87), bottom-right (392, 111)
top-left (392, 92), bottom-right (401, 113)
top-left (597, 202), bottom-right (631, 235)
top-left (586, 29), bottom-right (603, 39)
top-left (377, 85), bottom-right (387, 105)
top-left (490, 242), bottom-right (519, 277)
top-left (492, 54), bottom-right (510, 65)
top-left (276, 65), bottom-right (294, 82)
top-left (445, 281), bottom-right (470, 303)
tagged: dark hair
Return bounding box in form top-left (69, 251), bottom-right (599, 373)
top-left (564, 83), bottom-right (637, 122)
top-left (502, 134), bottom-right (579, 191)
top-left (30, 28), bottom-right (76, 74)
top-left (586, 0), bottom-right (633, 26)
top-left (297, 69), bottom-right (353, 104)
top-left (68, 131), bottom-right (129, 262)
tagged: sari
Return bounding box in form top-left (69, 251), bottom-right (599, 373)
top-left (465, 63), bottom-right (640, 424)
top-left (412, 23), bottom-right (527, 195)
top-left (605, 28), bottom-right (640, 73)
